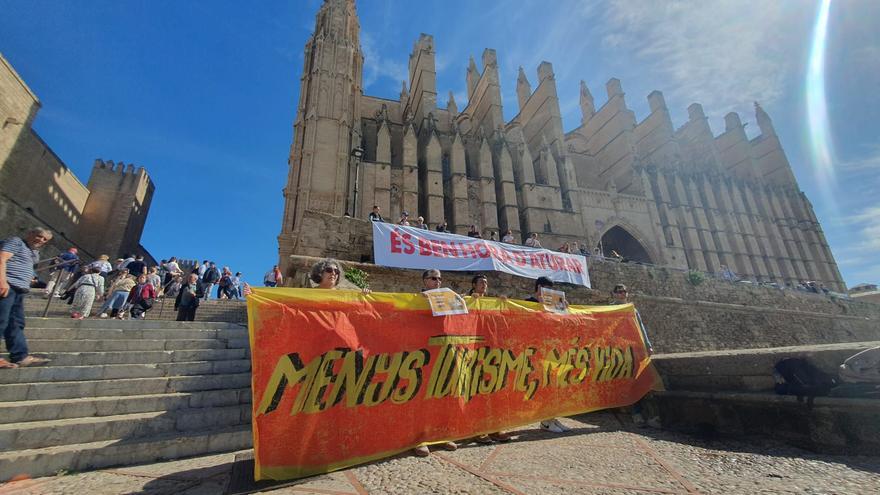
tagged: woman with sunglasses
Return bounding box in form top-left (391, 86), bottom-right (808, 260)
top-left (309, 259), bottom-right (371, 293)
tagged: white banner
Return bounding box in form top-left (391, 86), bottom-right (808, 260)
top-left (372, 223), bottom-right (591, 287)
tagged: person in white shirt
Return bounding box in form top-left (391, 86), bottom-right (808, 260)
top-left (501, 229), bottom-right (515, 243)
top-left (525, 233), bottom-right (541, 248)
top-left (197, 260), bottom-right (209, 279)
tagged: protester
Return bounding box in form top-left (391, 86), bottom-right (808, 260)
top-left (308, 259), bottom-right (370, 294)
top-left (525, 233), bottom-right (541, 248)
top-left (436, 220), bottom-right (448, 233)
top-left (415, 216), bottom-right (428, 229)
top-left (524, 276), bottom-right (571, 433)
top-left (465, 273), bottom-right (512, 443)
top-left (607, 283), bottom-right (659, 428)
top-left (126, 274), bottom-right (157, 319)
top-left (489, 231), bottom-right (497, 242)
top-left (273, 265), bottom-right (283, 287)
top-left (501, 229), bottom-right (515, 243)
top-left (264, 266), bottom-right (278, 287)
top-left (175, 273), bottom-right (204, 321)
top-left (45, 247), bottom-right (79, 297)
top-left (368, 205), bottom-right (385, 222)
top-left (559, 242), bottom-right (571, 253)
top-left (98, 270), bottom-right (135, 318)
top-left (0, 227), bottom-right (53, 368)
top-left (398, 211), bottom-right (411, 226)
top-left (467, 225), bottom-right (481, 238)
top-left (414, 268), bottom-right (458, 456)
top-left (69, 266), bottom-right (105, 319)
top-left (201, 262), bottom-right (221, 300)
top-left (310, 259), bottom-right (343, 289)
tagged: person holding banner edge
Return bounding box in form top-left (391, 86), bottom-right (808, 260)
top-left (526, 276), bottom-right (573, 434)
top-left (414, 268), bottom-right (459, 456)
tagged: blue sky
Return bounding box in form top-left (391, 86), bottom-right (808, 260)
top-left (1, 0), bottom-right (877, 288)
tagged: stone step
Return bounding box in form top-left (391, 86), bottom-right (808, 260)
top-left (0, 404), bottom-right (251, 452)
top-left (23, 317), bottom-right (246, 330)
top-left (24, 326), bottom-right (249, 341)
top-left (24, 302), bottom-right (248, 324)
top-left (37, 348), bottom-right (248, 366)
top-left (0, 425), bottom-right (252, 481)
top-left (0, 372), bottom-right (252, 401)
top-left (0, 388), bottom-right (252, 424)
top-left (0, 360), bottom-right (251, 384)
top-left (26, 338), bottom-right (243, 352)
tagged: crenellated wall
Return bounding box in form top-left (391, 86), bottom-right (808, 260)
top-left (280, 0), bottom-right (847, 292)
top-left (0, 53), bottom-right (155, 263)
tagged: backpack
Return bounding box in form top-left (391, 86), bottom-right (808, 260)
top-left (774, 358), bottom-right (837, 406)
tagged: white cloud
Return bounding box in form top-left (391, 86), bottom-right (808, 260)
top-left (361, 31), bottom-right (408, 93)
top-left (836, 205), bottom-right (880, 284)
top-left (840, 144), bottom-right (880, 172)
top-left (599, 0), bottom-right (812, 119)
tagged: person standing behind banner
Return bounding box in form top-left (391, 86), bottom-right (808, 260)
top-left (466, 274), bottom-right (512, 444)
top-left (263, 266), bottom-right (278, 287)
top-left (501, 229), bottom-right (515, 243)
top-left (175, 273), bottom-right (204, 321)
top-left (413, 268), bottom-right (459, 456)
top-left (466, 225), bottom-right (481, 238)
top-left (525, 233), bottom-right (541, 248)
top-left (368, 205), bottom-right (384, 222)
top-left (525, 276), bottom-right (572, 434)
top-left (309, 259), bottom-right (370, 294)
top-left (607, 283), bottom-right (659, 428)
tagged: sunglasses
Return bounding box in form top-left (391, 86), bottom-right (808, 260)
top-left (426, 276), bottom-right (442, 281)
top-left (323, 267), bottom-right (340, 274)
top-left (614, 290), bottom-right (627, 294)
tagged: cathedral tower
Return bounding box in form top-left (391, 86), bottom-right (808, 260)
top-left (279, 0), bottom-right (363, 263)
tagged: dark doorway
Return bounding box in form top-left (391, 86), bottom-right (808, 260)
top-left (599, 226), bottom-right (653, 263)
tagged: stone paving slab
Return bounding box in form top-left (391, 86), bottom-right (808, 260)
top-left (1, 412), bottom-right (878, 495)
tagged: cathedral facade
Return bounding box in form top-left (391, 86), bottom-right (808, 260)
top-left (279, 0), bottom-right (845, 291)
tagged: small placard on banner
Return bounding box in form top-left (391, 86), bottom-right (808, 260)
top-left (423, 288), bottom-right (469, 316)
top-left (540, 287), bottom-right (569, 314)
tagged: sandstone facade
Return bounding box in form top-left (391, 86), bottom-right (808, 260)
top-left (279, 0), bottom-right (845, 291)
top-left (0, 53), bottom-right (155, 262)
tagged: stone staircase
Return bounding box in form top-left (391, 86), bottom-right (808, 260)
top-left (23, 294), bottom-right (247, 324)
top-left (0, 318), bottom-right (253, 481)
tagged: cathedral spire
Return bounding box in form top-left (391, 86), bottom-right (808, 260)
top-left (754, 101), bottom-right (776, 137)
top-left (516, 67), bottom-right (532, 111)
top-left (579, 80), bottom-right (595, 124)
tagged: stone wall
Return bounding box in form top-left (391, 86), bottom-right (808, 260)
top-left (0, 54), bottom-right (155, 263)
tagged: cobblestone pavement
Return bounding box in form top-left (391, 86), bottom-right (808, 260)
top-left (2, 412), bottom-right (879, 495)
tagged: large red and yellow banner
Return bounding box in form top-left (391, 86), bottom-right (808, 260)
top-left (247, 288), bottom-right (661, 481)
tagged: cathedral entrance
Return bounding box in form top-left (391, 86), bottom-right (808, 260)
top-left (599, 226), bottom-right (653, 264)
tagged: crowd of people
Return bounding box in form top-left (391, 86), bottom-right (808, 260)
top-left (30, 249), bottom-right (250, 322)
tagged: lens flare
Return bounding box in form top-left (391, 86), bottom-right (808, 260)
top-left (805, 0), bottom-right (835, 204)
